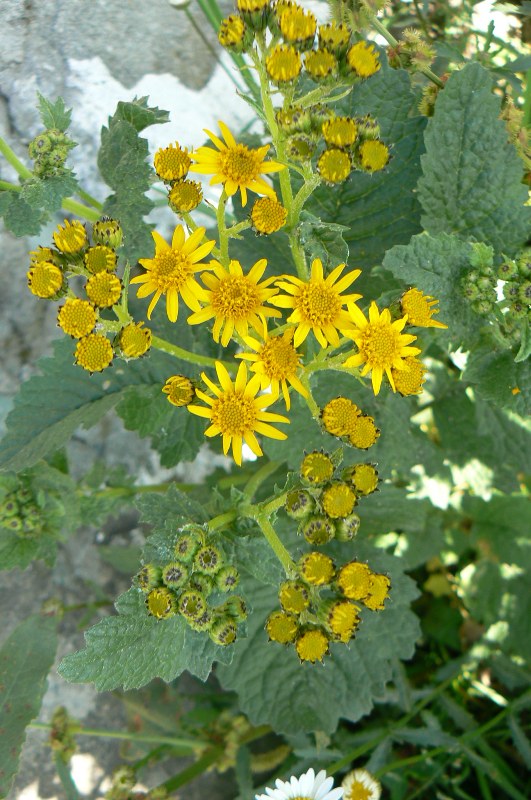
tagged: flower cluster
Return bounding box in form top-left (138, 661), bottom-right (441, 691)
top-left (28, 127), bottom-right (76, 178)
top-left (28, 216), bottom-right (153, 372)
top-left (154, 140), bottom-right (204, 215)
top-left (265, 449), bottom-right (390, 663)
top-left (0, 472), bottom-right (63, 541)
top-left (321, 396), bottom-right (380, 448)
top-left (135, 523), bottom-right (247, 645)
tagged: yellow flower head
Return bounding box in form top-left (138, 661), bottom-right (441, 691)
top-left (321, 482), bottom-right (357, 519)
top-left (400, 288), bottom-right (448, 328)
top-left (359, 140), bottom-right (390, 172)
top-left (279, 5), bottom-right (317, 44)
top-left (346, 41), bottom-right (381, 78)
top-left (84, 245), bottom-right (117, 274)
top-left (317, 148), bottom-right (352, 184)
top-left (250, 196), bottom-right (288, 235)
top-left (154, 142), bottom-right (191, 182)
top-left (266, 44), bottom-right (302, 84)
top-left (318, 22), bottom-right (351, 54)
top-left (348, 414), bottom-right (380, 449)
top-left (130, 225), bottom-right (215, 322)
top-left (344, 301), bottom-right (421, 395)
top-left (295, 628), bottom-right (330, 663)
top-left (337, 561), bottom-right (372, 600)
top-left (117, 321), bottom-right (152, 358)
top-left (218, 14), bottom-right (246, 50)
top-left (305, 48), bottom-right (337, 80)
top-left (344, 463), bottom-right (379, 496)
top-left (187, 258), bottom-right (281, 347)
top-left (391, 356), bottom-right (427, 396)
top-left (53, 219), bottom-right (87, 254)
top-left (271, 258), bottom-right (361, 348)
top-left (57, 299), bottom-right (97, 338)
top-left (327, 600), bottom-right (360, 643)
top-left (321, 396), bottom-right (361, 437)
top-left (189, 121), bottom-right (284, 207)
top-left (363, 573), bottom-right (391, 611)
top-left (168, 179), bottom-right (203, 214)
top-left (27, 261), bottom-right (63, 299)
top-left (85, 271), bottom-right (122, 308)
top-left (162, 374), bottom-right (196, 407)
top-left (146, 587), bottom-right (177, 619)
top-left (298, 551), bottom-right (335, 585)
top-left (322, 116), bottom-right (358, 148)
top-left (29, 246), bottom-right (61, 266)
top-left (279, 580), bottom-right (310, 614)
top-left (266, 610), bottom-right (298, 644)
top-left (75, 333), bottom-right (113, 373)
top-left (300, 450), bottom-right (334, 484)
top-left (236, 317), bottom-right (307, 409)
top-left (342, 768), bottom-right (382, 800)
top-left (187, 361), bottom-right (289, 466)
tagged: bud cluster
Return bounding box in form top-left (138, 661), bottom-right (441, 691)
top-left (27, 216), bottom-right (154, 372)
top-left (135, 523), bottom-right (247, 646)
top-left (264, 449), bottom-right (390, 663)
top-left (28, 128), bottom-right (76, 178)
top-left (0, 475), bottom-right (56, 539)
top-left (387, 28), bottom-right (435, 73)
top-left (461, 244), bottom-right (531, 349)
top-left (104, 765), bottom-right (168, 800)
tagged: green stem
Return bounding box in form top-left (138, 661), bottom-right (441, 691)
top-left (30, 721), bottom-right (204, 749)
top-left (370, 16), bottom-right (445, 89)
top-left (76, 187), bottom-right (103, 211)
top-left (258, 490), bottom-right (289, 517)
top-left (54, 755), bottom-right (80, 800)
top-left (208, 510), bottom-right (238, 532)
top-left (0, 136), bottom-right (32, 178)
top-left (151, 334), bottom-right (235, 371)
top-left (290, 173), bottom-right (321, 221)
top-left (255, 513), bottom-right (295, 574)
top-left (62, 197), bottom-right (101, 222)
top-left (244, 460), bottom-right (283, 501)
top-left (216, 189), bottom-right (230, 264)
top-left (226, 219), bottom-right (252, 238)
top-left (0, 180), bottom-right (22, 192)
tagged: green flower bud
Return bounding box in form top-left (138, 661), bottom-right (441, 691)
top-left (220, 595), bottom-right (248, 622)
top-left (285, 489), bottom-right (315, 520)
top-left (300, 514), bottom-right (335, 545)
top-left (276, 106), bottom-right (312, 135)
top-left (215, 565), bottom-right (239, 592)
top-left (498, 260), bottom-right (518, 280)
top-left (518, 281), bottom-right (531, 306)
top-left (285, 135), bottom-right (316, 163)
top-left (187, 608), bottom-right (213, 632)
top-left (517, 258), bottom-right (531, 278)
top-left (194, 544), bottom-right (223, 575)
top-left (335, 512), bottom-right (361, 541)
top-left (509, 301), bottom-right (527, 318)
top-left (210, 616), bottom-right (237, 646)
top-left (174, 527), bottom-right (204, 561)
top-left (4, 516), bottom-right (22, 533)
top-left (0, 496), bottom-right (19, 518)
top-left (356, 114), bottom-right (380, 140)
top-left (162, 560), bottom-right (189, 589)
top-left (461, 282), bottom-right (479, 301)
top-left (188, 573), bottom-right (214, 596)
top-left (92, 216), bottom-right (124, 249)
top-left (469, 242), bottom-right (494, 272)
top-left (472, 299), bottom-right (494, 315)
top-left (476, 275), bottom-right (495, 293)
top-left (135, 563), bottom-right (162, 592)
top-left (308, 104), bottom-right (334, 133)
top-left (146, 587), bottom-right (177, 619)
top-left (503, 282), bottom-right (519, 301)
top-left (178, 589), bottom-right (207, 620)
top-left (28, 132), bottom-right (54, 158)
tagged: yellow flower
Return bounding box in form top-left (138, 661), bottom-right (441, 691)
top-left (53, 219), bottom-right (87, 254)
top-left (187, 361), bottom-right (289, 466)
top-left (337, 561), bottom-right (372, 600)
top-left (279, 580), bottom-right (310, 614)
top-left (295, 628), bottom-right (330, 663)
top-left (130, 225), bottom-right (215, 322)
top-left (346, 41), bottom-right (380, 78)
top-left (400, 287), bottom-right (448, 328)
top-left (57, 299), bottom-right (97, 338)
top-left (75, 333), bottom-right (113, 372)
top-left (168, 179), bottom-right (203, 214)
top-left (266, 610), bottom-right (298, 644)
top-left (250, 196), bottom-right (288, 234)
top-left (298, 551), bottom-right (335, 585)
top-left (317, 148), bottom-right (352, 184)
top-left (344, 301), bottom-right (421, 395)
top-left (187, 258), bottom-right (281, 347)
top-left (344, 463), bottom-right (379, 495)
top-left (300, 450), bottom-right (334, 484)
top-left (85, 272), bottom-right (122, 308)
top-left (305, 48), bottom-right (337, 80)
top-left (326, 600), bottom-right (360, 643)
top-left (189, 121), bottom-right (284, 207)
top-left (321, 482), bottom-right (357, 519)
top-left (322, 116), bottom-right (358, 148)
top-left (391, 356), bottom-right (426, 396)
top-left (84, 245), bottom-right (117, 274)
top-left (27, 261), bottom-right (63, 299)
top-left (348, 415), bottom-right (380, 449)
top-left (359, 140), bottom-right (390, 172)
top-left (266, 44), bottom-right (302, 83)
top-left (162, 375), bottom-right (196, 407)
top-left (154, 142), bottom-right (191, 182)
top-left (236, 317), bottom-right (307, 409)
top-left (271, 258), bottom-right (361, 348)
top-left (363, 573), bottom-right (391, 611)
top-left (116, 321), bottom-right (152, 358)
top-left (342, 768), bottom-right (382, 800)
top-left (321, 396), bottom-right (361, 437)
top-left (318, 22), bottom-right (351, 54)
top-left (279, 5), bottom-right (317, 44)
top-left (218, 14), bottom-right (247, 51)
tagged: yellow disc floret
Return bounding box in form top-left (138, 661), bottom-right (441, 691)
top-left (146, 587), bottom-right (177, 619)
top-left (266, 44), bottom-right (302, 83)
top-left (345, 463), bottom-right (379, 495)
top-left (279, 580), bottom-right (310, 614)
top-left (400, 288), bottom-right (448, 328)
top-left (327, 600), bottom-right (360, 643)
top-left (117, 321), bottom-right (152, 358)
top-left (322, 116), bottom-right (358, 148)
top-left (347, 41), bottom-right (381, 78)
top-left (75, 333), bottom-right (113, 372)
top-left (391, 356), bottom-right (427, 396)
top-left (266, 610), bottom-right (298, 644)
top-left (53, 219), bottom-right (87, 254)
top-left (279, 5), bottom-right (316, 44)
top-left (301, 451), bottom-right (334, 484)
top-left (321, 396), bottom-right (361, 437)
top-left (317, 148), bottom-right (352, 184)
top-left (85, 271), bottom-right (122, 308)
top-left (363, 573), bottom-right (391, 611)
top-left (162, 374), bottom-right (196, 407)
top-left (318, 22), bottom-right (351, 54)
top-left (29, 246), bottom-right (61, 266)
top-left (250, 196), bottom-right (288, 234)
top-left (321, 482), bottom-right (357, 519)
top-left (154, 142), bottom-right (191, 182)
top-left (295, 628), bottom-right (330, 663)
top-left (342, 768), bottom-right (382, 800)
top-left (84, 245), bottom-right (117, 274)
top-left (299, 551), bottom-right (335, 586)
top-left (337, 561), bottom-right (373, 600)
top-left (348, 415), bottom-right (380, 449)
top-left (305, 48), bottom-right (337, 80)
top-left (57, 299), bottom-right (97, 338)
top-left (168, 179), bottom-right (203, 214)
top-left (359, 140), bottom-right (390, 172)
top-left (218, 15), bottom-right (247, 50)
top-left (27, 261), bottom-right (63, 298)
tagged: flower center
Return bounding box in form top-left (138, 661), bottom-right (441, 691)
top-left (321, 397), bottom-right (361, 437)
top-left (360, 322), bottom-right (401, 367)
top-left (298, 281), bottom-right (342, 325)
top-left (344, 783), bottom-right (371, 800)
top-left (211, 392), bottom-right (257, 436)
top-left (260, 337), bottom-right (299, 379)
top-left (295, 629), bottom-right (329, 663)
top-left (220, 144), bottom-right (261, 184)
top-left (152, 250), bottom-right (192, 289)
top-left (212, 274), bottom-right (260, 320)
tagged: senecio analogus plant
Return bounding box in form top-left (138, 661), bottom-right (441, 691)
top-left (1, 0), bottom-right (530, 798)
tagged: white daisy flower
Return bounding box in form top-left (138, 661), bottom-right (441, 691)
top-left (256, 767), bottom-right (344, 800)
top-left (342, 768), bottom-right (381, 800)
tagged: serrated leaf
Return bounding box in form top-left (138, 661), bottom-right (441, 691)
top-left (136, 483), bottom-right (209, 529)
top-left (418, 63), bottom-right (530, 255)
top-left (58, 589), bottom-right (232, 691)
top-left (37, 94), bottom-right (72, 132)
top-left (113, 97), bottom-right (169, 132)
top-left (0, 338), bottom-right (178, 472)
top-left (1, 194), bottom-right (44, 236)
top-left (381, 232), bottom-right (477, 347)
top-left (217, 543), bottom-right (420, 734)
top-left (307, 62), bottom-right (427, 269)
top-left (464, 339), bottom-right (530, 417)
top-left (0, 530), bottom-right (58, 572)
top-left (21, 174), bottom-right (79, 214)
top-left (0, 614), bottom-right (58, 798)
top-left (298, 212), bottom-right (349, 269)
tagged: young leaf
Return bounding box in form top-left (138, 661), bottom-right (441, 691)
top-left (37, 94), bottom-right (72, 132)
top-left (0, 614), bottom-right (58, 798)
top-left (418, 62), bottom-right (530, 255)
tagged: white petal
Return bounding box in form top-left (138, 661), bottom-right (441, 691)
top-left (325, 789), bottom-right (343, 800)
top-left (315, 778), bottom-right (334, 800)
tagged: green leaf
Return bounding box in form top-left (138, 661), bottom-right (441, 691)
top-left (381, 232), bottom-right (477, 347)
top-left (136, 484), bottom-right (209, 529)
top-left (21, 174), bottom-right (79, 214)
top-left (0, 193), bottom-right (44, 237)
top-left (0, 614), bottom-right (58, 798)
top-left (298, 212), bottom-right (349, 269)
top-left (417, 63), bottom-right (530, 255)
top-left (0, 531), bottom-right (58, 572)
top-left (464, 339), bottom-right (530, 417)
top-left (217, 542), bottom-right (420, 734)
top-left (58, 588), bottom-right (232, 691)
top-left (37, 94), bottom-right (72, 132)
top-left (308, 61), bottom-right (427, 269)
top-left (0, 338), bottom-right (178, 473)
top-left (113, 97), bottom-right (170, 132)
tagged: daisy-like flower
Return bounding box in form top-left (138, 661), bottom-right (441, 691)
top-left (236, 317), bottom-right (308, 409)
top-left (342, 768), bottom-right (381, 800)
top-left (130, 225), bottom-right (215, 322)
top-left (187, 361), bottom-right (289, 466)
top-left (256, 768), bottom-right (343, 800)
top-left (189, 121), bottom-right (284, 207)
top-left (344, 301), bottom-right (421, 395)
top-left (271, 258), bottom-right (362, 348)
top-left (187, 258), bottom-right (281, 347)
top-left (400, 287), bottom-right (448, 329)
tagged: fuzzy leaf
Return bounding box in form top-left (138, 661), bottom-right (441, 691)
top-left (113, 97), bottom-right (170, 132)
top-left (298, 213), bottom-right (349, 268)
top-left (0, 614), bottom-right (58, 798)
top-left (1, 194), bottom-right (44, 237)
top-left (37, 94), bottom-right (72, 132)
top-left (0, 531), bottom-right (58, 572)
top-left (58, 589), bottom-right (231, 691)
top-left (218, 542), bottom-right (420, 734)
top-left (418, 63), bottom-right (530, 255)
top-left (21, 174), bottom-right (79, 214)
top-left (136, 483), bottom-right (209, 529)
top-left (464, 339), bottom-right (530, 417)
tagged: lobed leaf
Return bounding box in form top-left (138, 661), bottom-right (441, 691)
top-left (37, 93), bottom-right (72, 132)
